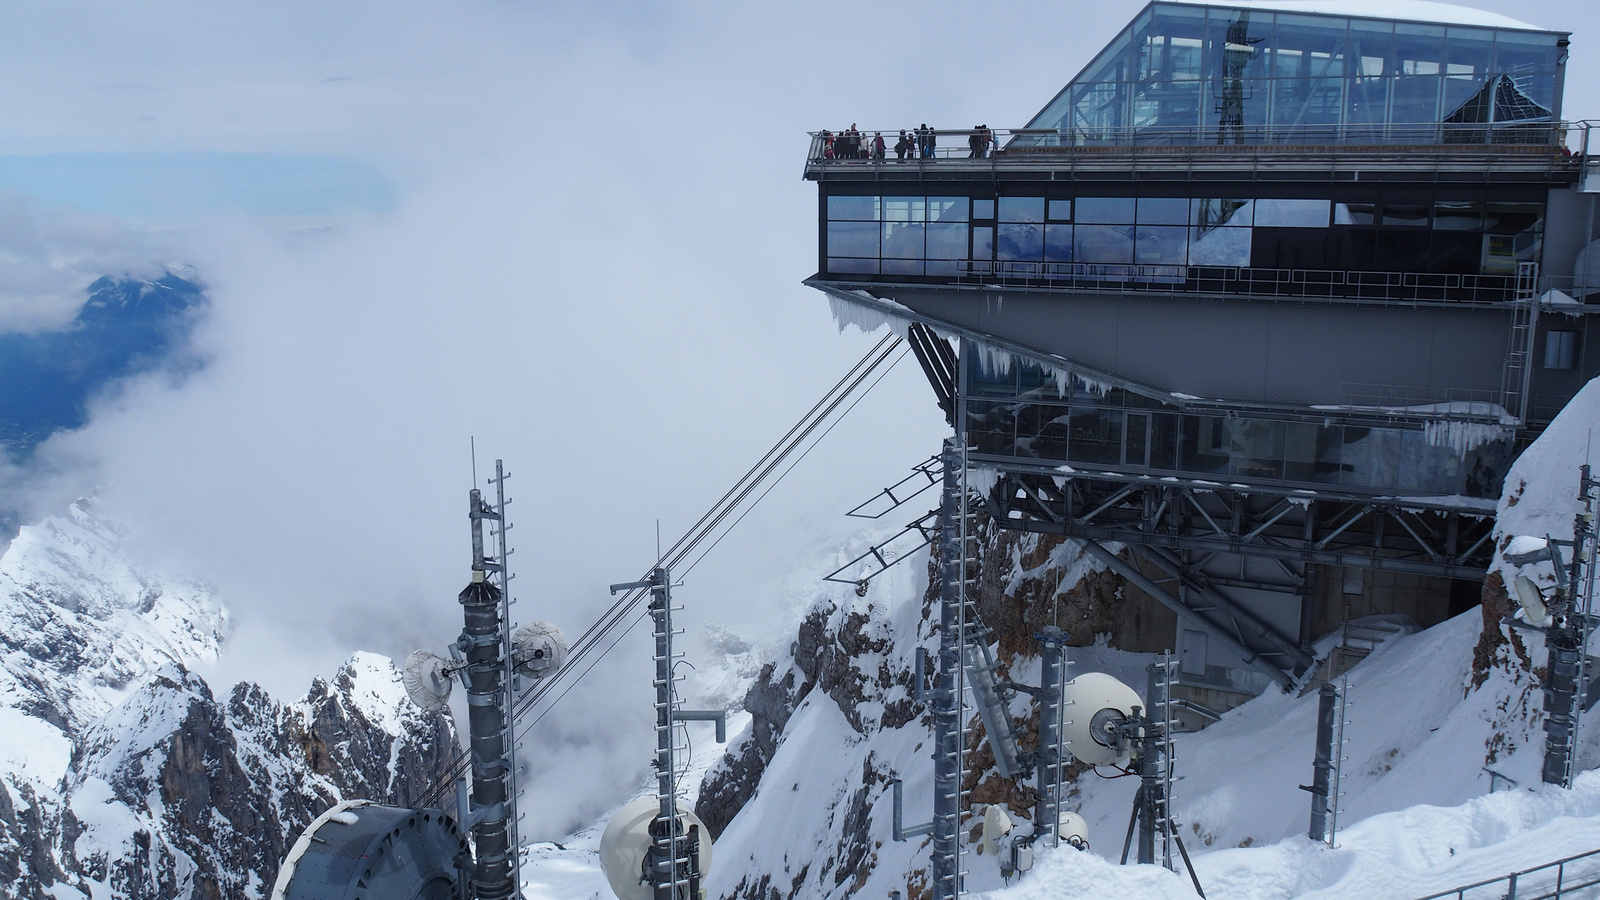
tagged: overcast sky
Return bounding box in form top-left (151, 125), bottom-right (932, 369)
top-left (3, 0), bottom-right (1596, 835)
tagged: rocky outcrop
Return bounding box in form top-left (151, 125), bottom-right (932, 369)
top-left (697, 661), bottom-right (812, 839)
top-left (0, 503), bottom-right (460, 899)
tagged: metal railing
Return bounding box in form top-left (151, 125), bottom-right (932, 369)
top-left (805, 121), bottom-right (1574, 166)
top-left (945, 262), bottom-right (1594, 307)
top-left (1416, 846), bottom-right (1600, 900)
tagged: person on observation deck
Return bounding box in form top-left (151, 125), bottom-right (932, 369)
top-left (872, 132), bottom-right (886, 159)
top-left (895, 130), bottom-right (913, 160)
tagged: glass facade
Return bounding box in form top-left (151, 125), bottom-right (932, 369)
top-left (1023, 3), bottom-right (1564, 145)
top-left (823, 189), bottom-right (1544, 284)
top-left (964, 354), bottom-right (1512, 497)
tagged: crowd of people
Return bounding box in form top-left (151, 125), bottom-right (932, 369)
top-left (816, 124), bottom-right (998, 161)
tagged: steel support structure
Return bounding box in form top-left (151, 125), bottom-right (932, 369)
top-left (1542, 466), bottom-right (1600, 787)
top-left (980, 465), bottom-right (1497, 683)
top-left (459, 489), bottom-right (518, 900)
top-left (1305, 683), bottom-right (1338, 842)
top-left (1032, 627), bottom-right (1069, 846)
top-left (930, 438), bottom-right (966, 900)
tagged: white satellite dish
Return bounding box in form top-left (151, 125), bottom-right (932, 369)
top-left (980, 804), bottom-right (1012, 857)
top-left (1061, 672), bottom-right (1142, 767)
top-left (402, 649), bottom-right (454, 713)
top-left (512, 621), bottom-right (568, 680)
top-left (1514, 575), bottom-right (1550, 627)
top-left (1058, 811), bottom-right (1090, 850)
top-left (600, 797), bottom-right (713, 900)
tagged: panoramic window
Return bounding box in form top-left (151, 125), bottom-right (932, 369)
top-left (1020, 3), bottom-right (1564, 146)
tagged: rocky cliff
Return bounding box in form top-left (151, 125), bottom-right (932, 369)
top-left (0, 503), bottom-right (458, 899)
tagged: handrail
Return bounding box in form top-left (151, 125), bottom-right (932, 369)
top-left (823, 262), bottom-right (1595, 309)
top-left (1415, 845), bottom-right (1600, 900)
top-left (805, 120), bottom-right (1576, 166)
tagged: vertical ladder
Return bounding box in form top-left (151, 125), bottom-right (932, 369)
top-left (1501, 260), bottom-right (1540, 422)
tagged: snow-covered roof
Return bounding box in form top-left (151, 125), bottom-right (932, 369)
top-left (1161, 0), bottom-right (1554, 33)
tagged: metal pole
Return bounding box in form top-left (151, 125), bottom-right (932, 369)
top-left (1034, 627), bottom-right (1066, 845)
top-left (647, 566), bottom-right (687, 900)
top-left (491, 461), bottom-right (522, 881)
top-left (931, 437), bottom-right (963, 900)
top-left (461, 489), bottom-right (516, 900)
top-left (1307, 683), bottom-right (1337, 842)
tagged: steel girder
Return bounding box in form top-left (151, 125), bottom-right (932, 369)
top-left (980, 466), bottom-right (1496, 684)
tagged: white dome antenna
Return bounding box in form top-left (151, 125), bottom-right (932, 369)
top-left (600, 797), bottom-right (714, 900)
top-left (511, 621), bottom-right (568, 680)
top-left (1060, 672), bottom-right (1142, 767)
top-left (401, 649), bottom-right (455, 713)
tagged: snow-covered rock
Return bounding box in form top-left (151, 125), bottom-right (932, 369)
top-left (0, 502), bottom-right (459, 899)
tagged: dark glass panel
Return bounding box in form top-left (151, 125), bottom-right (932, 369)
top-left (1192, 198), bottom-right (1251, 228)
top-left (1376, 229), bottom-right (1431, 270)
top-left (1151, 413), bottom-right (1179, 470)
top-left (997, 224), bottom-right (1044, 261)
top-left (881, 258), bottom-right (924, 276)
top-left (1253, 199), bottom-right (1330, 227)
top-left (1432, 201), bottom-right (1482, 230)
top-left (1347, 75), bottom-right (1392, 126)
top-left (999, 197), bottom-right (1046, 223)
top-left (926, 223), bottom-right (968, 260)
top-left (1312, 424), bottom-right (1344, 485)
top-left (1482, 233), bottom-right (1518, 275)
top-left (827, 195), bottom-right (878, 221)
top-left (1187, 225), bottom-right (1251, 266)
top-left (1124, 412), bottom-right (1150, 467)
top-left (827, 257), bottom-right (878, 275)
top-left (1252, 228), bottom-right (1333, 269)
top-left (1493, 31), bottom-right (1561, 78)
top-left (1485, 202), bottom-right (1543, 234)
top-left (929, 197), bottom-right (969, 223)
top-left (1331, 229), bottom-right (1377, 270)
top-left (1393, 23), bottom-right (1446, 75)
top-left (1429, 231), bottom-right (1481, 274)
top-left (1281, 422), bottom-right (1321, 482)
top-left (1383, 203), bottom-right (1431, 227)
top-left (925, 260), bottom-right (960, 277)
top-left (1179, 415), bottom-right (1230, 475)
top-left (973, 226), bottom-right (994, 260)
top-left (1348, 20), bottom-right (1394, 69)
top-left (1044, 225), bottom-right (1074, 262)
top-left (883, 196), bottom-right (927, 223)
top-left (1075, 224), bottom-right (1135, 264)
top-left (1229, 418), bottom-right (1286, 479)
top-left (1334, 202), bottom-right (1376, 225)
top-left (968, 358), bottom-right (1015, 397)
top-left (827, 221), bottom-right (879, 257)
top-left (973, 199), bottom-right (995, 220)
top-left (1137, 197), bottom-right (1189, 225)
top-left (1076, 197), bottom-right (1136, 224)
top-left (881, 222), bottom-right (925, 259)
top-left (1049, 200), bottom-right (1073, 221)
top-left (1068, 407), bottom-right (1123, 465)
top-left (1135, 225), bottom-right (1188, 265)
top-left (1443, 26), bottom-right (1495, 76)
top-left (1391, 74), bottom-right (1441, 125)
top-left (965, 401), bottom-right (1014, 456)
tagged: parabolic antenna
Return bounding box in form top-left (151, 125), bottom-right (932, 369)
top-left (402, 650), bottom-right (454, 713)
top-left (1514, 575), bottom-right (1550, 626)
top-left (1061, 672), bottom-right (1142, 767)
top-left (511, 621), bottom-right (568, 680)
top-left (599, 797), bottom-right (714, 900)
top-left (1058, 811), bottom-right (1090, 850)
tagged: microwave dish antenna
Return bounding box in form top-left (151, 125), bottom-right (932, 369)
top-left (511, 621), bottom-right (568, 680)
top-left (402, 649), bottom-right (455, 713)
top-left (1061, 672), bottom-right (1142, 767)
top-left (599, 796), bottom-right (714, 900)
